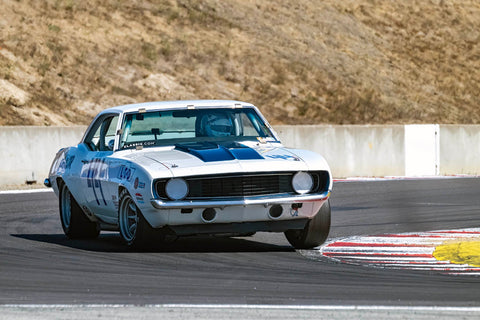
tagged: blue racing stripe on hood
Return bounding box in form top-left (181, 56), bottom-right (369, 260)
top-left (175, 142), bottom-right (263, 162)
top-left (228, 147), bottom-right (263, 160)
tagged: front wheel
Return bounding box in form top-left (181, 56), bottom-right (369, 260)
top-left (59, 183), bottom-right (99, 239)
top-left (118, 189), bottom-right (163, 248)
top-left (284, 199), bottom-right (331, 249)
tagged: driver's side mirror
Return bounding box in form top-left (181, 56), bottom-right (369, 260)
top-left (107, 139), bottom-right (115, 151)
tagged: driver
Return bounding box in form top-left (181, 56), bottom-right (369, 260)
top-left (201, 112), bottom-right (233, 137)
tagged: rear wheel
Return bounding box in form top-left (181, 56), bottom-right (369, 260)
top-left (59, 183), bottom-right (100, 239)
top-left (118, 189), bottom-right (163, 248)
top-left (285, 199), bottom-right (331, 249)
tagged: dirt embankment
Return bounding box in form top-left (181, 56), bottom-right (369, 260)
top-left (1, 0), bottom-right (479, 125)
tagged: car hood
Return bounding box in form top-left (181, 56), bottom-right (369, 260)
top-left (120, 141), bottom-right (327, 178)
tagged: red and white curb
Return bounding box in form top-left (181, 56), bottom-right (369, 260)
top-left (318, 228), bottom-right (480, 275)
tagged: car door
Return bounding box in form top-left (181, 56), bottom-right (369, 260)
top-left (79, 114), bottom-right (119, 224)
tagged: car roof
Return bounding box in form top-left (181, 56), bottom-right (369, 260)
top-left (98, 100), bottom-right (256, 115)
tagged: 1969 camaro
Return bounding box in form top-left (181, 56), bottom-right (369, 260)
top-left (45, 100), bottom-right (332, 249)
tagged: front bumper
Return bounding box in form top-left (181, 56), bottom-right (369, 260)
top-left (150, 190), bottom-right (331, 209)
top-left (44, 178), bottom-right (52, 188)
top-left (165, 218), bottom-right (310, 236)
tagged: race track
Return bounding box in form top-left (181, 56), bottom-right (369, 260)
top-left (1, 178), bottom-right (480, 308)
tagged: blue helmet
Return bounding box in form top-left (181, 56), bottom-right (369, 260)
top-left (202, 112), bottom-right (233, 137)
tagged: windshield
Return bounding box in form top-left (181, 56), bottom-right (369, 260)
top-left (119, 108), bottom-right (276, 150)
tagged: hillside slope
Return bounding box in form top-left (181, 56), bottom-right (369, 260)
top-left (1, 0), bottom-right (479, 125)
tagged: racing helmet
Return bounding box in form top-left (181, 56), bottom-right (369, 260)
top-left (202, 112), bottom-right (233, 137)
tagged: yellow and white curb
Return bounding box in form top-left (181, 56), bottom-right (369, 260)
top-left (319, 228), bottom-right (480, 275)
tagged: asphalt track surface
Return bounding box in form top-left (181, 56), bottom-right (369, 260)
top-left (1, 178), bottom-right (480, 308)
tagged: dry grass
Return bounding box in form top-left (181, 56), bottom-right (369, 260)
top-left (0, 0), bottom-right (479, 125)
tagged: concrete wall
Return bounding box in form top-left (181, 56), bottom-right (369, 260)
top-left (404, 124), bottom-right (440, 176)
top-left (275, 125), bottom-right (405, 178)
top-left (1, 124), bottom-right (480, 186)
top-left (0, 126), bottom-right (86, 185)
top-left (439, 125), bottom-right (480, 175)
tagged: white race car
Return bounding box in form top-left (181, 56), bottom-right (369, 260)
top-left (45, 100), bottom-right (332, 249)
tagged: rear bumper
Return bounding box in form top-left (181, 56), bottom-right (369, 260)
top-left (150, 191), bottom-right (331, 209)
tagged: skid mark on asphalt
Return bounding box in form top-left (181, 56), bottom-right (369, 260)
top-left (316, 228), bottom-right (480, 275)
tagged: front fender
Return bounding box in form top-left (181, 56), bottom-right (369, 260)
top-left (48, 147), bottom-right (71, 196)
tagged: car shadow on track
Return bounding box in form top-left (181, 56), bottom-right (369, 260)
top-left (11, 233), bottom-right (295, 253)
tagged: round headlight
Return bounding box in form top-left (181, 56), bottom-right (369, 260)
top-left (165, 178), bottom-right (189, 200)
top-left (292, 171), bottom-right (313, 194)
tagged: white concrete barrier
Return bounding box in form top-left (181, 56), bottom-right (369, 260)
top-left (439, 125), bottom-right (480, 175)
top-left (0, 126), bottom-right (86, 185)
top-left (275, 124), bottom-right (480, 177)
top-left (1, 124), bottom-right (480, 186)
top-left (275, 125), bottom-right (405, 177)
top-left (404, 124), bottom-right (439, 176)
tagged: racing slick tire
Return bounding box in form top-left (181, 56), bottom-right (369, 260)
top-left (59, 182), bottom-right (100, 239)
top-left (118, 189), bottom-right (164, 249)
top-left (284, 199), bottom-right (331, 249)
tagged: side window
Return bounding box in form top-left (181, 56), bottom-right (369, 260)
top-left (90, 123), bottom-right (102, 150)
top-left (104, 116), bottom-right (118, 150)
top-left (84, 115), bottom-right (119, 151)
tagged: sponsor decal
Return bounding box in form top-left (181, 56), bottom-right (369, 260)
top-left (290, 203), bottom-right (301, 217)
top-left (290, 208), bottom-right (299, 217)
top-left (135, 192), bottom-right (144, 204)
top-left (134, 177), bottom-right (146, 189)
top-left (124, 141), bottom-right (155, 148)
top-left (265, 154), bottom-right (299, 161)
top-left (118, 165), bottom-right (135, 181)
top-left (134, 177), bottom-right (139, 189)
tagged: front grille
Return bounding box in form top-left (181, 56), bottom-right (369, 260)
top-left (188, 174), bottom-right (293, 198)
top-left (155, 171), bottom-right (329, 200)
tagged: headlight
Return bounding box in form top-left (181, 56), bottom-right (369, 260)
top-left (292, 171), bottom-right (313, 194)
top-left (165, 178), bottom-right (189, 200)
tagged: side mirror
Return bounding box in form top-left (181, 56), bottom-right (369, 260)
top-left (107, 139), bottom-right (115, 151)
